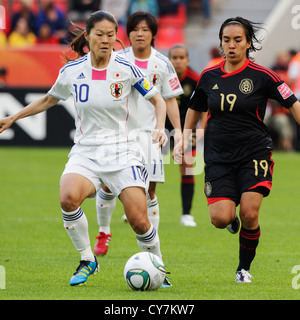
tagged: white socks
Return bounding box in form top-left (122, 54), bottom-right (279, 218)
top-left (96, 188), bottom-right (116, 234)
top-left (147, 195), bottom-right (160, 231)
top-left (62, 207), bottom-right (94, 262)
top-left (136, 223), bottom-right (162, 258)
top-left (63, 190), bottom-right (162, 261)
top-left (96, 188), bottom-right (160, 232)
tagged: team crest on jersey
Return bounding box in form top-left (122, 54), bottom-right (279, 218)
top-left (205, 182), bottom-right (212, 196)
top-left (150, 73), bottom-right (159, 86)
top-left (239, 78), bottom-right (254, 94)
top-left (110, 83), bottom-right (123, 98)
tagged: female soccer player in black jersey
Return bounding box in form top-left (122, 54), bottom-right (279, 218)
top-left (174, 17), bottom-right (300, 282)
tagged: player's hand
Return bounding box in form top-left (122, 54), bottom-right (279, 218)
top-left (172, 140), bottom-right (184, 163)
top-left (152, 128), bottom-right (168, 148)
top-left (0, 116), bottom-right (14, 134)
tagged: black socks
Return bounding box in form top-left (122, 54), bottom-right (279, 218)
top-left (181, 175), bottom-right (195, 215)
top-left (237, 226), bottom-right (261, 271)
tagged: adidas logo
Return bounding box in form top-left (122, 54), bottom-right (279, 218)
top-left (212, 84), bottom-right (219, 90)
top-left (77, 72), bottom-right (86, 79)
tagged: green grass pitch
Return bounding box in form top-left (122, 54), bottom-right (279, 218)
top-left (0, 147), bottom-right (300, 300)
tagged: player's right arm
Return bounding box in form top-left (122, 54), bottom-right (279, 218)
top-left (0, 94), bottom-right (60, 134)
top-left (173, 108), bottom-right (202, 162)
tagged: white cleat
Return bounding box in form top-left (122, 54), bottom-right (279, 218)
top-left (180, 214), bottom-right (197, 227)
top-left (236, 269), bottom-right (253, 283)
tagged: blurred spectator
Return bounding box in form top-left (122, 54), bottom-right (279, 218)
top-left (188, 0), bottom-right (211, 25)
top-left (0, 67), bottom-right (6, 87)
top-left (11, 0), bottom-right (37, 35)
top-left (68, 0), bottom-right (100, 23)
top-left (8, 17), bottom-right (36, 48)
top-left (0, 30), bottom-right (6, 47)
top-left (128, 0), bottom-right (159, 18)
top-left (158, 0), bottom-right (179, 16)
top-left (205, 46), bottom-right (223, 68)
top-left (36, 22), bottom-right (59, 44)
top-left (264, 51), bottom-right (295, 151)
top-left (288, 49), bottom-right (300, 150)
top-left (36, 1), bottom-right (68, 44)
top-left (100, 0), bottom-right (130, 26)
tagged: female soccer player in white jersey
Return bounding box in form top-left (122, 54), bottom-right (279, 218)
top-left (0, 10), bottom-right (168, 286)
top-left (94, 12), bottom-right (183, 264)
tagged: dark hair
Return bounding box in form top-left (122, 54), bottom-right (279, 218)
top-left (65, 10), bottom-right (123, 61)
top-left (168, 43), bottom-right (189, 58)
top-left (219, 16), bottom-right (263, 59)
top-left (126, 11), bottom-right (157, 47)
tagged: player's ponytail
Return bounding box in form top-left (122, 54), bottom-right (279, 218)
top-left (64, 10), bottom-right (125, 62)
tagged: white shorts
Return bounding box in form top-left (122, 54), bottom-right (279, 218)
top-left (61, 153), bottom-right (149, 197)
top-left (138, 131), bottom-right (165, 183)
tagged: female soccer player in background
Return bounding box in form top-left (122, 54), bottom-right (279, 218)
top-left (168, 44), bottom-right (207, 227)
top-left (94, 12), bottom-right (182, 258)
top-left (0, 10), bottom-right (168, 286)
top-left (174, 17), bottom-right (300, 282)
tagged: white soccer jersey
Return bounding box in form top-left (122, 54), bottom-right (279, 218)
top-left (119, 47), bottom-right (183, 131)
top-left (48, 51), bottom-right (157, 146)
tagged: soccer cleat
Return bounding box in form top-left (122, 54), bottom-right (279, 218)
top-left (236, 269), bottom-right (253, 283)
top-left (226, 214), bottom-right (240, 234)
top-left (122, 214), bottom-right (128, 223)
top-left (160, 276), bottom-right (172, 288)
top-left (94, 232), bottom-right (112, 256)
top-left (70, 257), bottom-right (99, 286)
top-left (180, 214), bottom-right (197, 227)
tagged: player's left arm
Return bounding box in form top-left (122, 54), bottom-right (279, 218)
top-left (165, 97), bottom-right (182, 145)
top-left (289, 100), bottom-right (300, 124)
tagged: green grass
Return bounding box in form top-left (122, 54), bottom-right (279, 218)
top-left (0, 147), bottom-right (300, 300)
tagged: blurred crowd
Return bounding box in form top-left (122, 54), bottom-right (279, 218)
top-left (0, 0), bottom-right (210, 47)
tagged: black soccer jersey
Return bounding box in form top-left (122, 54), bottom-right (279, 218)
top-left (188, 59), bottom-right (298, 164)
top-left (165, 67), bottom-right (199, 132)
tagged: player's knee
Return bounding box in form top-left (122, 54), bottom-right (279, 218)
top-left (148, 182), bottom-right (156, 200)
top-left (60, 193), bottom-right (80, 212)
top-left (130, 216), bottom-right (151, 235)
top-left (209, 211), bottom-right (233, 229)
top-left (101, 184), bottom-right (112, 193)
top-left (210, 215), bottom-right (229, 228)
top-left (240, 211), bottom-right (259, 229)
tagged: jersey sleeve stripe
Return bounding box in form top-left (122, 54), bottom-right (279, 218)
top-left (248, 62), bottom-right (282, 82)
top-left (115, 56), bottom-right (144, 78)
top-left (155, 52), bottom-right (176, 73)
top-left (198, 63), bottom-right (221, 84)
top-left (60, 56), bottom-right (88, 73)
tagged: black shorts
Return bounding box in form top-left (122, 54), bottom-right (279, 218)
top-left (204, 150), bottom-right (274, 206)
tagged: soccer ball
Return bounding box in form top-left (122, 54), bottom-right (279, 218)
top-left (124, 252), bottom-right (165, 291)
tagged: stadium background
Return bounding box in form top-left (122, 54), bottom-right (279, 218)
top-left (0, 0), bottom-right (299, 146)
